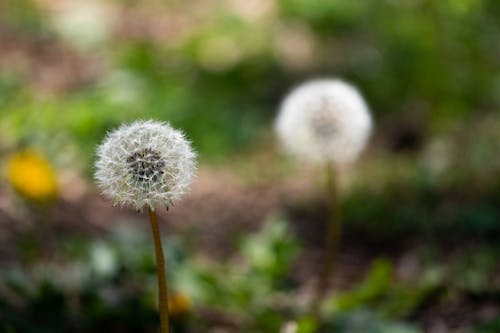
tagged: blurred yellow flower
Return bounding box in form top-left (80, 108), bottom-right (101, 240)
top-left (168, 292), bottom-right (191, 318)
top-left (5, 149), bottom-right (58, 202)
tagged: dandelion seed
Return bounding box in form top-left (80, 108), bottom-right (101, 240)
top-left (275, 79), bottom-right (372, 164)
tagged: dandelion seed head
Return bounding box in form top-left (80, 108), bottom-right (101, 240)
top-left (275, 79), bottom-right (372, 164)
top-left (94, 120), bottom-right (196, 211)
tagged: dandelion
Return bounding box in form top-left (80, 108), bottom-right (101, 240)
top-left (95, 120), bottom-right (196, 333)
top-left (275, 79), bottom-right (372, 315)
top-left (168, 292), bottom-right (191, 318)
top-left (275, 79), bottom-right (372, 164)
top-left (95, 120), bottom-right (196, 211)
top-left (6, 149), bottom-right (58, 202)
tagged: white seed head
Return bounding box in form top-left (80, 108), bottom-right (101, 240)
top-left (275, 79), bottom-right (372, 164)
top-left (94, 120), bottom-right (196, 210)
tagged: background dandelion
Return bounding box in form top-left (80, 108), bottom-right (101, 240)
top-left (6, 149), bottom-right (58, 203)
top-left (275, 79), bottom-right (372, 165)
top-left (276, 78), bottom-right (372, 314)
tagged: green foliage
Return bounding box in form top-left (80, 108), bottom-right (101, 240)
top-left (472, 318), bottom-right (500, 333)
top-left (174, 217), bottom-right (300, 332)
top-left (0, 224), bottom-right (162, 332)
top-left (241, 216), bottom-right (299, 283)
top-left (1, 214), bottom-right (497, 332)
top-left (325, 310), bottom-right (421, 333)
top-left (448, 245), bottom-right (500, 294)
top-left (279, 0), bottom-right (367, 30)
top-left (296, 316), bottom-right (319, 333)
top-left (326, 259), bottom-right (393, 312)
top-left (0, 217), bottom-right (300, 332)
top-left (323, 258), bottom-right (445, 323)
top-left (0, 0), bottom-right (45, 33)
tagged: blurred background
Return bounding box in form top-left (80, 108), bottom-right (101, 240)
top-left (0, 0), bottom-right (499, 332)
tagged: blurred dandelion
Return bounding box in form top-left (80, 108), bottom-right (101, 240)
top-left (168, 292), bottom-right (191, 318)
top-left (275, 79), bottom-right (372, 315)
top-left (49, 0), bottom-right (116, 51)
top-left (275, 79), bottom-right (372, 164)
top-left (95, 120), bottom-right (196, 333)
top-left (6, 149), bottom-right (58, 203)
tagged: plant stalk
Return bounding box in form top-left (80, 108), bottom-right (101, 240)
top-left (148, 207), bottom-right (170, 333)
top-left (312, 164), bottom-right (342, 315)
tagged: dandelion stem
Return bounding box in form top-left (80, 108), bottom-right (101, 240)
top-left (148, 207), bottom-right (170, 333)
top-left (312, 164), bottom-right (342, 315)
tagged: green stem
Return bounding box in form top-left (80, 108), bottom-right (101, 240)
top-left (312, 164), bottom-right (342, 315)
top-left (148, 207), bottom-right (170, 333)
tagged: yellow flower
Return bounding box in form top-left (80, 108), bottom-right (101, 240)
top-left (5, 149), bottom-right (58, 202)
top-left (168, 292), bottom-right (191, 318)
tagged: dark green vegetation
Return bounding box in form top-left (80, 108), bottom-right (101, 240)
top-left (1, 215), bottom-right (499, 332)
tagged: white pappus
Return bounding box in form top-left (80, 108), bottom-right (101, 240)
top-left (95, 120), bottom-right (196, 211)
top-left (275, 79), bottom-right (373, 164)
